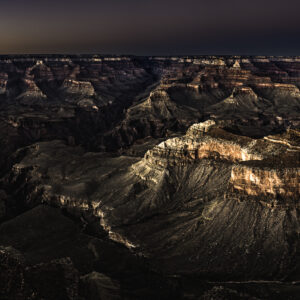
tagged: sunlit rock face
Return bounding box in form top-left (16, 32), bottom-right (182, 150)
top-left (228, 129), bottom-right (300, 205)
top-left (1, 55), bottom-right (300, 299)
top-left (143, 130), bottom-right (263, 167)
top-left (230, 165), bottom-right (300, 201)
top-left (61, 78), bottom-right (95, 97)
top-left (142, 120), bottom-right (294, 167)
top-left (138, 121), bottom-right (300, 204)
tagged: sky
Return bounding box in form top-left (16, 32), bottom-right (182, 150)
top-left (0, 0), bottom-right (300, 55)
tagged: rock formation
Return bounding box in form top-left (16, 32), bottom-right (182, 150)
top-left (0, 55), bottom-right (300, 299)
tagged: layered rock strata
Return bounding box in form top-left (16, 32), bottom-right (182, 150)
top-left (1, 55), bottom-right (300, 299)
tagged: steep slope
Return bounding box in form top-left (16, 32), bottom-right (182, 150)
top-left (2, 121), bottom-right (300, 284)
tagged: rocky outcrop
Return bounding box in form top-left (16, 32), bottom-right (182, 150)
top-left (229, 163), bottom-right (300, 205)
top-left (61, 79), bottom-right (95, 97)
top-left (140, 120), bottom-right (295, 168)
top-left (140, 121), bottom-right (300, 206)
top-left (16, 78), bottom-right (46, 100)
top-left (227, 129), bottom-right (300, 205)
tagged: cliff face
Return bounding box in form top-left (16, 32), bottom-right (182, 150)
top-left (230, 165), bottom-right (300, 202)
top-left (139, 121), bottom-right (300, 204)
top-left (61, 78), bottom-right (95, 97)
top-left (142, 119), bottom-right (294, 165)
top-left (228, 130), bottom-right (300, 205)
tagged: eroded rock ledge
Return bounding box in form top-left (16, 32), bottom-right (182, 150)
top-left (134, 120), bottom-right (300, 206)
top-left (229, 164), bottom-right (300, 206)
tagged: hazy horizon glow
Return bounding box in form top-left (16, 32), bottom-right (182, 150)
top-left (1, 0), bottom-right (300, 55)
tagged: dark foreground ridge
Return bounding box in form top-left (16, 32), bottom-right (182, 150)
top-left (0, 55), bottom-right (300, 299)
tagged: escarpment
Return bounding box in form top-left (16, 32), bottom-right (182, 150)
top-left (61, 78), bottom-right (95, 97)
top-left (141, 119), bottom-right (293, 165)
top-left (228, 130), bottom-right (300, 205)
top-left (229, 164), bottom-right (300, 204)
top-left (137, 121), bottom-right (300, 206)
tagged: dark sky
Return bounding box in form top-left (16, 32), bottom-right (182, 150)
top-left (1, 0), bottom-right (300, 55)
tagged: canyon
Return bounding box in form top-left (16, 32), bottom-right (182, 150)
top-left (0, 55), bottom-right (300, 299)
